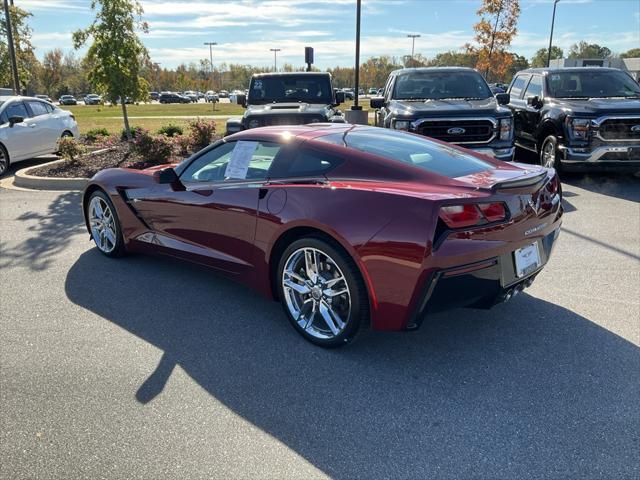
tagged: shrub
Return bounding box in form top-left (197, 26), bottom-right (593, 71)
top-left (84, 127), bottom-right (110, 143)
top-left (188, 118), bottom-right (217, 149)
top-left (174, 134), bottom-right (192, 157)
top-left (157, 124), bottom-right (183, 137)
top-left (57, 137), bottom-right (87, 163)
top-left (120, 125), bottom-right (145, 141)
top-left (131, 129), bottom-right (174, 165)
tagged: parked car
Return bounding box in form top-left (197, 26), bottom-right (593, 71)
top-left (342, 88), bottom-right (354, 100)
top-left (368, 88), bottom-right (378, 95)
top-left (82, 124), bottom-right (561, 347)
top-left (183, 91), bottom-right (199, 103)
top-left (489, 84), bottom-right (506, 94)
top-left (507, 67), bottom-right (640, 171)
top-left (218, 90), bottom-right (229, 98)
top-left (226, 72), bottom-right (345, 134)
top-left (84, 93), bottom-right (102, 105)
top-left (0, 95), bottom-right (79, 176)
top-left (58, 95), bottom-right (78, 105)
top-left (35, 94), bottom-right (52, 103)
top-left (197, 91), bottom-right (205, 100)
top-left (159, 92), bottom-right (190, 104)
top-left (204, 90), bottom-right (219, 103)
top-left (149, 91), bottom-right (159, 101)
top-left (370, 67), bottom-right (515, 161)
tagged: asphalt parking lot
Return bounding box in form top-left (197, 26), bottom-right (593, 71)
top-left (1, 168), bottom-right (638, 479)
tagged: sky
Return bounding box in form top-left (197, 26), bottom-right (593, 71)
top-left (20, 0), bottom-right (640, 69)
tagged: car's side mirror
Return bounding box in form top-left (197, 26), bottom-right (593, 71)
top-left (236, 94), bottom-right (246, 107)
top-left (153, 167), bottom-right (180, 185)
top-left (495, 93), bottom-right (510, 105)
top-left (370, 97), bottom-right (385, 109)
top-left (8, 115), bottom-right (24, 127)
top-left (334, 90), bottom-right (345, 105)
top-left (526, 95), bottom-right (542, 108)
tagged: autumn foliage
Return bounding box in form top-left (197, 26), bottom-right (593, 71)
top-left (469, 0), bottom-right (521, 82)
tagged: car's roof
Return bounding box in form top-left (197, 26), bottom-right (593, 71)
top-left (520, 67), bottom-right (624, 74)
top-left (252, 71), bottom-right (331, 78)
top-left (0, 95), bottom-right (54, 102)
top-left (391, 67), bottom-right (479, 75)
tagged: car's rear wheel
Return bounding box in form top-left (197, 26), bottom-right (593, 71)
top-left (277, 237), bottom-right (368, 347)
top-left (87, 190), bottom-right (126, 258)
top-left (540, 135), bottom-right (562, 171)
top-left (0, 144), bottom-right (9, 177)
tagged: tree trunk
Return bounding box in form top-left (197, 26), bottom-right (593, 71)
top-left (121, 99), bottom-right (132, 140)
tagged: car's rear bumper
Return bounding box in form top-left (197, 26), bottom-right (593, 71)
top-left (405, 227), bottom-right (561, 330)
top-left (559, 144), bottom-right (640, 172)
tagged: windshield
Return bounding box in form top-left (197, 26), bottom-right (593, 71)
top-left (546, 70), bottom-right (640, 98)
top-left (316, 128), bottom-right (494, 178)
top-left (249, 75), bottom-right (333, 104)
top-left (393, 71), bottom-right (493, 100)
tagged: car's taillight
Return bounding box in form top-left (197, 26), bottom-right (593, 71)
top-left (546, 174), bottom-right (559, 196)
top-left (439, 202), bottom-right (507, 229)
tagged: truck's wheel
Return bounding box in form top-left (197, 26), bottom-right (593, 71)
top-left (540, 135), bottom-right (562, 171)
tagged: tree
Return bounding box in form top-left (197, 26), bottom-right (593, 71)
top-left (620, 48), bottom-right (640, 59)
top-left (530, 46), bottom-right (563, 68)
top-left (427, 50), bottom-right (478, 68)
top-left (73, 0), bottom-right (149, 139)
top-left (0, 4), bottom-right (38, 92)
top-left (568, 41), bottom-right (612, 59)
top-left (504, 53), bottom-right (529, 82)
top-left (469, 0), bottom-right (521, 83)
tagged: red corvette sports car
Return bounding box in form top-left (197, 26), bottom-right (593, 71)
top-left (82, 124), bottom-right (562, 347)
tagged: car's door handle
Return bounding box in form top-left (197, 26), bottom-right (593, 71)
top-left (28, 123), bottom-right (36, 128)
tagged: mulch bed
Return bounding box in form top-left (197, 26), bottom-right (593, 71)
top-left (28, 143), bottom-right (181, 179)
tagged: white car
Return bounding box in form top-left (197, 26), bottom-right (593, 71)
top-left (0, 96), bottom-right (79, 176)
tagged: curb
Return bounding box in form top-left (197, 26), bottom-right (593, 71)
top-left (14, 159), bottom-right (89, 191)
top-left (12, 148), bottom-right (112, 191)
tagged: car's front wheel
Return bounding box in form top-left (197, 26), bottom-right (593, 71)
top-left (540, 135), bottom-right (562, 171)
top-left (277, 237), bottom-right (369, 347)
top-left (0, 144), bottom-right (9, 177)
top-left (87, 190), bottom-right (126, 258)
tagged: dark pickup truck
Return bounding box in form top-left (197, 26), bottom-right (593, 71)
top-left (226, 72), bottom-right (345, 134)
top-left (370, 67), bottom-right (515, 161)
top-left (507, 67), bottom-right (640, 171)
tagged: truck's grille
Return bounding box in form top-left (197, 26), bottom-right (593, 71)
top-left (599, 118), bottom-right (640, 140)
top-left (414, 119), bottom-right (495, 143)
top-left (254, 115), bottom-right (323, 126)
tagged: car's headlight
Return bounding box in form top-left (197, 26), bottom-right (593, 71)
top-left (499, 118), bottom-right (512, 141)
top-left (567, 117), bottom-right (591, 139)
top-left (248, 119), bottom-right (261, 129)
top-left (393, 120), bottom-right (410, 130)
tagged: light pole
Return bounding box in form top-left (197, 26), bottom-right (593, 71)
top-left (152, 62), bottom-right (161, 92)
top-left (270, 48), bottom-right (281, 72)
top-left (407, 34), bottom-right (420, 67)
top-left (3, 0), bottom-right (20, 94)
top-left (204, 42), bottom-right (217, 88)
top-left (547, 0), bottom-right (560, 67)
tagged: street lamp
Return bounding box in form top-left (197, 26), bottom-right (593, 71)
top-left (547, 0), bottom-right (560, 67)
top-left (270, 48), bottom-right (281, 72)
top-left (407, 34), bottom-right (421, 66)
top-left (152, 62), bottom-right (161, 91)
top-left (204, 42), bottom-right (217, 88)
top-left (3, 0), bottom-right (20, 94)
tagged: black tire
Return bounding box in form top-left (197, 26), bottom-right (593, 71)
top-left (276, 236), bottom-right (369, 348)
top-left (539, 135), bottom-right (562, 171)
top-left (86, 190), bottom-right (127, 258)
top-left (0, 143), bottom-right (9, 177)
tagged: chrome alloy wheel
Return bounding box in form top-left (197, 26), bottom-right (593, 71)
top-left (0, 148), bottom-right (8, 176)
top-left (541, 139), bottom-right (556, 168)
top-left (282, 247), bottom-right (351, 339)
top-left (89, 196), bottom-right (117, 253)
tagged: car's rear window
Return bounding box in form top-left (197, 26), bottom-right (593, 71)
top-left (315, 128), bottom-right (495, 178)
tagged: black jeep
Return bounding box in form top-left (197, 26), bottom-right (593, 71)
top-left (507, 67), bottom-right (640, 171)
top-left (226, 72), bottom-right (345, 134)
top-left (370, 67), bottom-right (515, 161)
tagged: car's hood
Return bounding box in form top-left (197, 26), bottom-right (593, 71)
top-left (552, 97), bottom-right (640, 116)
top-left (246, 103), bottom-right (329, 115)
top-left (389, 98), bottom-right (509, 117)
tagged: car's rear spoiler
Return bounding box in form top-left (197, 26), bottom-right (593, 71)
top-left (491, 171), bottom-right (548, 193)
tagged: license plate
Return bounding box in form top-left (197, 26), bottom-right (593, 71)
top-left (514, 242), bottom-right (540, 278)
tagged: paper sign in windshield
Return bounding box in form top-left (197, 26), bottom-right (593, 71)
top-left (225, 141), bottom-right (258, 179)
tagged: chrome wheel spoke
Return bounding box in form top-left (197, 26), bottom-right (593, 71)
top-left (318, 301), bottom-right (343, 336)
top-left (103, 227), bottom-right (116, 246)
top-left (323, 287), bottom-right (348, 298)
top-left (304, 249), bottom-right (318, 282)
top-left (284, 278), bottom-right (311, 295)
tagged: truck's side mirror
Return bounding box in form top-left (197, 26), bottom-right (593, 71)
top-left (526, 95), bottom-right (542, 108)
top-left (8, 115), bottom-right (24, 127)
top-left (236, 93), bottom-right (246, 107)
top-left (334, 90), bottom-right (345, 105)
top-left (495, 93), bottom-right (510, 105)
top-left (370, 97), bottom-right (385, 109)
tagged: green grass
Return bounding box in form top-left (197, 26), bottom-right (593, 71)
top-left (70, 99), bottom-right (372, 136)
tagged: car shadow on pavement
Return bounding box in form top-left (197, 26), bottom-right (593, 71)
top-left (561, 172), bottom-right (640, 203)
top-left (0, 191), bottom-right (82, 271)
top-left (65, 250), bottom-right (639, 479)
